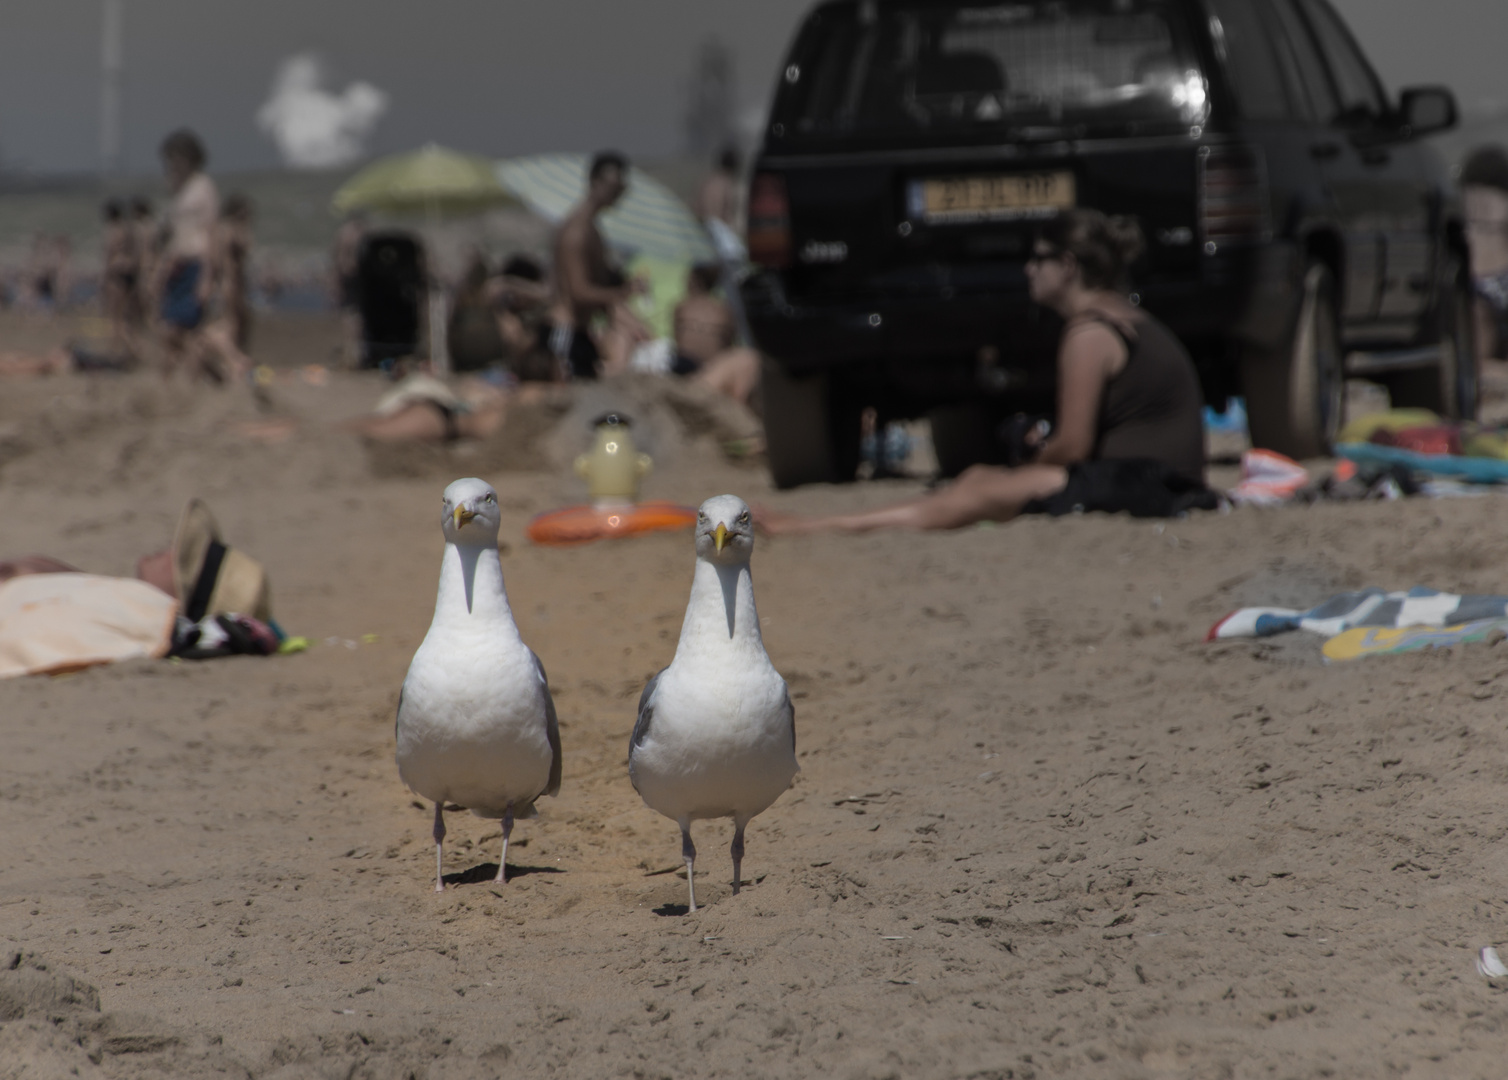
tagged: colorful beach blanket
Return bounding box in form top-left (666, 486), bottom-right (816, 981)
top-left (1206, 587), bottom-right (1508, 641)
top-left (1321, 618), bottom-right (1508, 661)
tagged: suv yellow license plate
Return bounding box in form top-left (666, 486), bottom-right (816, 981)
top-left (907, 172), bottom-right (1076, 224)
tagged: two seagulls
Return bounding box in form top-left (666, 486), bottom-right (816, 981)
top-left (396, 481), bottom-right (796, 910)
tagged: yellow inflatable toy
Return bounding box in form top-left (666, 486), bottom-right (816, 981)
top-left (527, 414), bottom-right (697, 546)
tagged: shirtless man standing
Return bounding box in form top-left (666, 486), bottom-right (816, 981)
top-left (551, 151), bottom-right (637, 379)
top-left (155, 129), bottom-right (222, 381)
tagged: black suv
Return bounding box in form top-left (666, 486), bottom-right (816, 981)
top-left (744, 0), bottom-right (1467, 486)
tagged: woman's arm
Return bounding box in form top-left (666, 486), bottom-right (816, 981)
top-left (1034, 322), bottom-right (1123, 467)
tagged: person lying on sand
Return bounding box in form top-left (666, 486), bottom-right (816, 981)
top-left (758, 210), bottom-right (1217, 535)
top-left (344, 373), bottom-right (517, 443)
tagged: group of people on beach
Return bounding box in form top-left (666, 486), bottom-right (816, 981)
top-left (0, 129), bottom-right (256, 383)
top-left (437, 150), bottom-right (758, 403)
top-left (349, 148), bottom-right (760, 444)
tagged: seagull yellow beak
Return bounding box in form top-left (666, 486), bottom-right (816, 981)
top-left (714, 522), bottom-right (728, 552)
top-left (453, 506), bottom-right (477, 528)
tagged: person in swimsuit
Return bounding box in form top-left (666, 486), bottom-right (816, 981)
top-left (1462, 146), bottom-right (1508, 364)
top-left (671, 263), bottom-right (761, 405)
top-left (130, 197), bottom-right (160, 321)
top-left (552, 150), bottom-right (644, 379)
top-left (101, 199), bottom-right (142, 357)
top-left (216, 194), bottom-right (253, 352)
top-left (758, 209), bottom-right (1215, 534)
top-left (23, 233), bottom-right (58, 313)
top-left (154, 129), bottom-right (223, 381)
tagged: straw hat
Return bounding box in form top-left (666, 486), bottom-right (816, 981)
top-left (171, 499), bottom-right (271, 623)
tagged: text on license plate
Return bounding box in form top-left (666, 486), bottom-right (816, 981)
top-left (907, 172), bottom-right (1076, 224)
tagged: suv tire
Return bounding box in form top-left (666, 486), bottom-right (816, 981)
top-left (1380, 254), bottom-right (1478, 421)
top-left (760, 357), bottom-right (861, 489)
top-left (1242, 261), bottom-right (1344, 459)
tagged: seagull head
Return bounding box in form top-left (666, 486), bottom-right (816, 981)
top-left (440, 477), bottom-right (501, 544)
top-left (694, 494), bottom-right (754, 563)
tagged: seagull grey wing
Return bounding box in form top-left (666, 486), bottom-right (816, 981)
top-left (630, 667), bottom-right (667, 754)
top-left (531, 649), bottom-right (563, 797)
top-left (394, 686), bottom-right (404, 738)
top-left (782, 682), bottom-right (796, 752)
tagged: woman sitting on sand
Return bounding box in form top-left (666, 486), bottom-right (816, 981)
top-left (760, 209), bottom-right (1216, 535)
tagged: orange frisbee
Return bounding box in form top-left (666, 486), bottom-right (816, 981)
top-left (526, 501), bottom-right (697, 547)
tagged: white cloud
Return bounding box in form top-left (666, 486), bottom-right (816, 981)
top-left (256, 53), bottom-right (388, 169)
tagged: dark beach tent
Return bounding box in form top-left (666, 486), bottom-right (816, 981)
top-left (355, 231), bottom-right (423, 369)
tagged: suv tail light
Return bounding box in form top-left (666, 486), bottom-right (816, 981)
top-left (747, 172), bottom-right (792, 270)
top-left (1198, 145), bottom-right (1271, 253)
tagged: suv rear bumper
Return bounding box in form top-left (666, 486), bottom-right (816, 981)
top-left (744, 248), bottom-right (1281, 380)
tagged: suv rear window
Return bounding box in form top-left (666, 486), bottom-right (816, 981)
top-left (782, 0), bottom-right (1208, 147)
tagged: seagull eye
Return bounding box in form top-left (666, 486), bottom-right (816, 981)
top-left (698, 512), bottom-right (707, 522)
top-left (738, 511), bottom-right (750, 525)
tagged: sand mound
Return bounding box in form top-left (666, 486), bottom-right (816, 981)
top-left (363, 373), bottom-right (764, 482)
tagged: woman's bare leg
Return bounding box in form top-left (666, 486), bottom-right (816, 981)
top-left (758, 464), bottom-right (1069, 534)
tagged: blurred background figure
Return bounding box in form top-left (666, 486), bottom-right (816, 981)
top-left (695, 144), bottom-right (751, 347)
top-left (155, 129), bottom-right (223, 381)
top-left (696, 145), bottom-right (742, 232)
top-left (215, 193), bottom-right (255, 354)
top-left (493, 254), bottom-right (556, 382)
top-left (672, 262), bottom-right (758, 405)
top-left (131, 196), bottom-right (160, 319)
top-left (1463, 145), bottom-right (1508, 365)
top-left (101, 198), bottom-right (144, 360)
top-left (331, 210), bottom-right (367, 367)
top-left (197, 192), bottom-right (255, 382)
top-left (551, 150), bottom-right (644, 379)
top-left (447, 250), bottom-right (506, 373)
top-left (20, 233), bottom-right (65, 315)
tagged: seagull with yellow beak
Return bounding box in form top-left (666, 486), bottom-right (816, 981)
top-left (397, 477), bottom-right (561, 893)
top-left (629, 494), bottom-right (798, 912)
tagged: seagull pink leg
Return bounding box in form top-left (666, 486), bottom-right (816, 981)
top-left (432, 802), bottom-right (446, 893)
top-left (494, 804), bottom-right (513, 884)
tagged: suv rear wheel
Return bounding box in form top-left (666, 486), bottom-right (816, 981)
top-left (1242, 261), bottom-right (1343, 459)
top-left (760, 357), bottom-right (862, 489)
top-left (1379, 254), bottom-right (1478, 421)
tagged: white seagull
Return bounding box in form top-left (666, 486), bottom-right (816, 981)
top-left (397, 477), bottom-right (562, 892)
top-left (629, 494), bottom-right (798, 912)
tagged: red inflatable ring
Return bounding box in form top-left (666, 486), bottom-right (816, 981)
top-left (526, 501), bottom-right (698, 547)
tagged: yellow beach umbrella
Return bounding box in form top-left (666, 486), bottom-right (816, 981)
top-left (331, 145), bottom-right (514, 372)
top-left (332, 144), bottom-right (512, 216)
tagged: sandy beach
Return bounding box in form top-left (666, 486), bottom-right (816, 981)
top-left (4, 313), bottom-right (1508, 1079)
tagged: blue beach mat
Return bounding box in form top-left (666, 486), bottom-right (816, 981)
top-left (1334, 443), bottom-right (1508, 484)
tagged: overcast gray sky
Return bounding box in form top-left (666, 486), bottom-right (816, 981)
top-left (0, 0), bottom-right (1503, 176)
